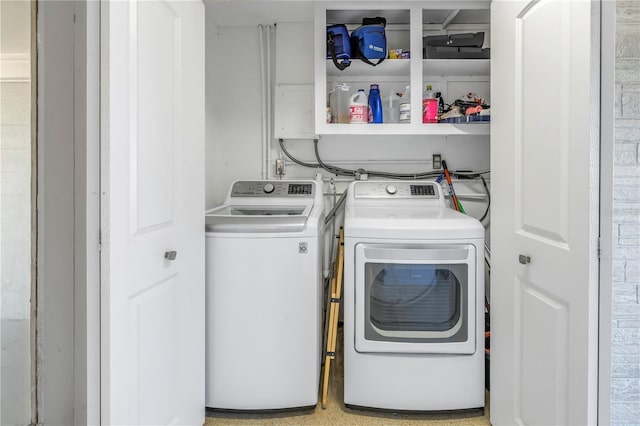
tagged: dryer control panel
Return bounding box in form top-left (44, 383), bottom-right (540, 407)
top-left (353, 181), bottom-right (441, 200)
top-left (231, 181), bottom-right (315, 198)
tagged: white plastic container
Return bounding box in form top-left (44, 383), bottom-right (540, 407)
top-left (398, 85), bottom-right (411, 123)
top-left (349, 89), bottom-right (368, 124)
top-left (329, 83), bottom-right (351, 124)
top-left (383, 91), bottom-right (401, 123)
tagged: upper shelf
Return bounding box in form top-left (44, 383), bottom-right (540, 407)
top-left (316, 122), bottom-right (490, 136)
top-left (327, 59), bottom-right (490, 79)
top-left (423, 59), bottom-right (490, 77)
top-left (327, 59), bottom-right (410, 78)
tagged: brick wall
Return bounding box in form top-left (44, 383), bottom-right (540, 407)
top-left (0, 81), bottom-right (31, 320)
top-left (612, 1), bottom-right (640, 424)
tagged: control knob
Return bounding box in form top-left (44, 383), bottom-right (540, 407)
top-left (386, 184), bottom-right (398, 195)
top-left (263, 183), bottom-right (275, 194)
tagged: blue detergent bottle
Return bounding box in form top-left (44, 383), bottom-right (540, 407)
top-left (368, 84), bottom-right (383, 123)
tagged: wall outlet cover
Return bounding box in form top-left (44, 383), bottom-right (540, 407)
top-left (433, 154), bottom-right (442, 169)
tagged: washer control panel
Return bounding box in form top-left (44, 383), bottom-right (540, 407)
top-left (231, 181), bottom-right (314, 197)
top-left (354, 181), bottom-right (440, 199)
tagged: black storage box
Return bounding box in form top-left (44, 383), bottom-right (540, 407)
top-left (425, 32), bottom-right (485, 47)
top-left (423, 32), bottom-right (490, 59)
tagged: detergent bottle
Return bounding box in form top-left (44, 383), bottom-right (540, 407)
top-left (398, 85), bottom-right (411, 123)
top-left (422, 84), bottom-right (438, 123)
top-left (349, 89), bottom-right (368, 124)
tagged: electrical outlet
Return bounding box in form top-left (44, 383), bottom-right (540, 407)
top-left (433, 154), bottom-right (442, 170)
top-left (275, 159), bottom-right (286, 176)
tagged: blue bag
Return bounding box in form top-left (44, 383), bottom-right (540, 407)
top-left (351, 19), bottom-right (387, 66)
top-left (326, 24), bottom-right (351, 70)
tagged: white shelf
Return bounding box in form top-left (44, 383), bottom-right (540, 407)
top-left (316, 122), bottom-right (490, 136)
top-left (315, 3), bottom-right (491, 137)
top-left (327, 59), bottom-right (410, 78)
top-left (423, 59), bottom-right (490, 77)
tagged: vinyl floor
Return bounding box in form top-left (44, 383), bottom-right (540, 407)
top-left (205, 327), bottom-right (490, 426)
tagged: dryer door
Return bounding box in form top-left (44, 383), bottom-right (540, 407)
top-left (354, 243), bottom-right (476, 354)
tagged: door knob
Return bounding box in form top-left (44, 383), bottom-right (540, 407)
top-left (165, 251), bottom-right (177, 261)
top-left (518, 254), bottom-right (531, 265)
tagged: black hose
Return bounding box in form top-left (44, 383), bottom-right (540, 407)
top-left (278, 138), bottom-right (321, 169)
top-left (279, 139), bottom-right (491, 193)
top-left (324, 191), bottom-right (348, 226)
top-left (479, 175), bottom-right (491, 222)
top-left (313, 139), bottom-right (443, 180)
top-left (313, 140), bottom-right (355, 176)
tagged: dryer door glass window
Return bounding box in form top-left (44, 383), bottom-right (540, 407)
top-left (364, 261), bottom-right (468, 343)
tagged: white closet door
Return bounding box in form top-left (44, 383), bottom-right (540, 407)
top-left (101, 0), bottom-right (205, 424)
top-left (491, 0), bottom-right (599, 424)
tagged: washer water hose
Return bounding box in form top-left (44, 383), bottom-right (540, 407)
top-left (278, 138), bottom-right (490, 218)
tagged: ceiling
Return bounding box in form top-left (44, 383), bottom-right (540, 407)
top-left (205, 0), bottom-right (314, 27)
top-left (205, 1), bottom-right (490, 29)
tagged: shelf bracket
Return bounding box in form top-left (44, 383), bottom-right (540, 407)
top-left (442, 10), bottom-right (461, 30)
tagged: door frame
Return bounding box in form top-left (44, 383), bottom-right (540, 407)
top-left (597, 0), bottom-right (616, 424)
top-left (489, 0), bottom-right (608, 423)
top-left (36, 1), bottom-right (101, 424)
top-left (36, 1), bottom-right (79, 423)
top-left (35, 0), bottom-right (617, 423)
top-left (73, 1), bottom-right (102, 424)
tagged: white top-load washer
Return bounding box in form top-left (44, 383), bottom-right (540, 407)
top-left (343, 180), bottom-right (485, 412)
top-left (205, 179), bottom-right (324, 411)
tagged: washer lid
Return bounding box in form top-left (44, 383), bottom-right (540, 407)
top-left (213, 205), bottom-right (307, 216)
top-left (344, 206), bottom-right (484, 239)
top-left (205, 204), bottom-right (311, 233)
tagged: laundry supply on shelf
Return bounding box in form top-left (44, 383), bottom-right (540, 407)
top-left (422, 85), bottom-right (438, 123)
top-left (398, 86), bottom-right (411, 123)
top-left (368, 84), bottom-right (383, 123)
top-left (349, 89), bottom-right (368, 123)
top-left (383, 90), bottom-right (401, 123)
top-left (329, 83), bottom-right (351, 124)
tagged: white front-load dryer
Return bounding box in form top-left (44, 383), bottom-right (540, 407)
top-left (343, 180), bottom-right (485, 412)
top-left (205, 179), bottom-right (324, 411)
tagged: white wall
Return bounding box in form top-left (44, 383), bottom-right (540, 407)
top-left (204, 7), bottom-right (491, 215)
top-left (205, 23), bottom-right (263, 208)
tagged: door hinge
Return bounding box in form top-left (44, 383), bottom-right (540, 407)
top-left (597, 237), bottom-right (601, 259)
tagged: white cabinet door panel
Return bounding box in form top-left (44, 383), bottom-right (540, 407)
top-left (101, 1), bottom-right (205, 424)
top-left (491, 1), bottom-right (599, 424)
